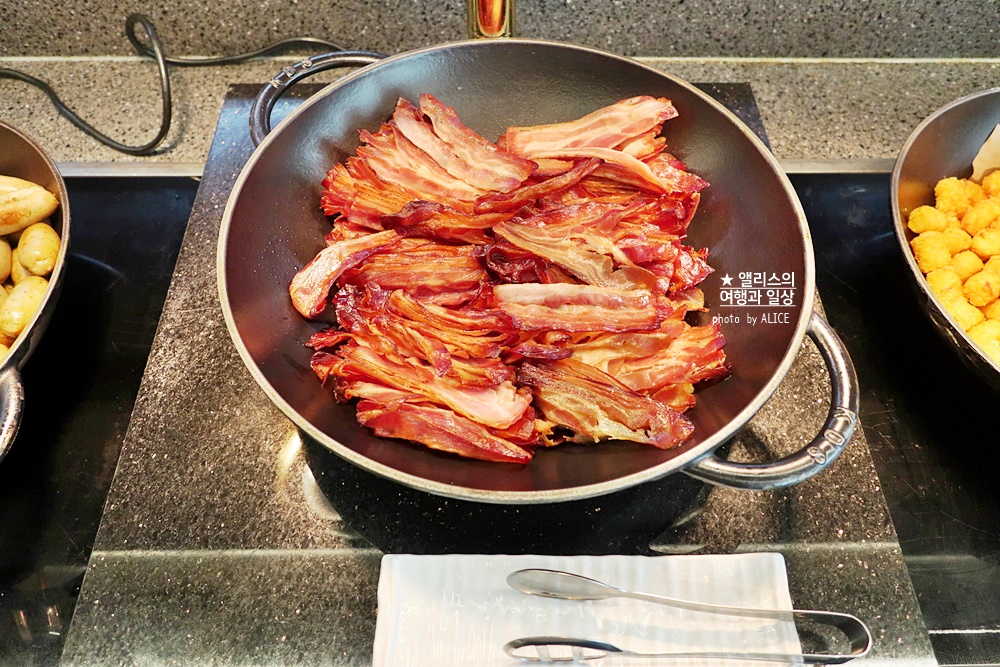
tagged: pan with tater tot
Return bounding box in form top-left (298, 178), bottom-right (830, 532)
top-left (893, 87), bottom-right (1000, 390)
top-left (0, 120), bottom-right (70, 463)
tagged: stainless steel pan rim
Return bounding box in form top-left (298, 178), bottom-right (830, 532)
top-left (0, 120), bottom-right (72, 463)
top-left (218, 38), bottom-right (856, 503)
top-left (891, 86), bottom-right (1000, 382)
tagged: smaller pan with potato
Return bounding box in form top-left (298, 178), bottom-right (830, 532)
top-left (0, 121), bottom-right (71, 463)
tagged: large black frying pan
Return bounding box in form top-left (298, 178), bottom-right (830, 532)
top-left (0, 121), bottom-right (71, 463)
top-left (218, 39), bottom-right (858, 503)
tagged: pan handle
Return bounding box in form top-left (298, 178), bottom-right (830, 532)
top-left (250, 50), bottom-right (387, 146)
top-left (685, 311), bottom-right (859, 490)
top-left (0, 367), bottom-right (26, 464)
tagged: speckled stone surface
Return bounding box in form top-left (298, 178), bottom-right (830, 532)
top-left (1, 0), bottom-right (997, 58)
top-left (1, 57), bottom-right (998, 165)
top-left (57, 84), bottom-right (935, 666)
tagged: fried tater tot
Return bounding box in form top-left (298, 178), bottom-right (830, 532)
top-left (983, 170), bottom-right (1000, 198)
top-left (966, 179), bottom-right (986, 207)
top-left (940, 286), bottom-right (987, 330)
top-left (911, 231), bottom-right (953, 273)
top-left (982, 339), bottom-right (1000, 363)
top-left (951, 250), bottom-right (984, 281)
top-left (969, 320), bottom-right (1000, 364)
top-left (968, 319), bottom-right (1000, 347)
top-left (985, 255), bottom-right (1000, 276)
top-left (941, 227), bottom-right (972, 254)
top-left (926, 266), bottom-right (963, 296)
top-left (936, 177), bottom-right (974, 218)
top-left (907, 205), bottom-right (949, 233)
top-left (972, 227), bottom-right (1000, 260)
top-left (965, 270), bottom-right (1000, 306)
top-left (962, 198), bottom-right (1000, 236)
top-left (982, 298), bottom-right (1000, 320)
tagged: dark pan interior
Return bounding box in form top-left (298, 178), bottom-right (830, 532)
top-left (221, 41), bottom-right (808, 495)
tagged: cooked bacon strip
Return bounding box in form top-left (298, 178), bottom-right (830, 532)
top-left (340, 241), bottom-right (488, 298)
top-left (474, 159), bottom-right (601, 213)
top-left (356, 400), bottom-right (534, 463)
top-left (635, 247), bottom-right (712, 295)
top-left (515, 200), bottom-right (629, 235)
top-left (306, 328), bottom-right (353, 351)
top-left (492, 220), bottom-right (657, 291)
top-left (393, 98), bottom-right (515, 193)
top-left (387, 289), bottom-right (514, 334)
top-left (419, 94), bottom-right (535, 191)
top-left (444, 356), bottom-right (514, 386)
top-left (616, 130), bottom-right (666, 159)
top-left (617, 194), bottom-right (700, 235)
top-left (648, 154), bottom-right (710, 194)
top-left (493, 283), bottom-right (668, 332)
top-left (320, 157), bottom-right (417, 227)
top-left (651, 383), bottom-right (696, 412)
top-left (290, 230), bottom-right (401, 318)
top-left (504, 96), bottom-right (678, 156)
top-left (331, 285), bottom-right (451, 374)
top-left (484, 242), bottom-right (554, 284)
top-left (614, 323), bottom-right (729, 393)
top-left (381, 294), bottom-right (515, 359)
top-left (336, 286), bottom-right (512, 373)
top-left (560, 319), bottom-right (688, 375)
top-left (487, 405), bottom-right (540, 445)
top-left (335, 342), bottom-right (532, 429)
top-left (672, 246), bottom-right (713, 291)
top-left (527, 147), bottom-right (671, 193)
top-left (613, 226), bottom-right (682, 266)
top-left (518, 358), bottom-right (693, 449)
top-left (380, 200), bottom-right (511, 245)
top-left (494, 221), bottom-right (617, 287)
top-left (356, 123), bottom-right (484, 205)
top-left (587, 159), bottom-right (709, 197)
top-left (509, 341), bottom-right (575, 360)
top-left (337, 379), bottom-right (418, 407)
top-left (532, 158), bottom-right (576, 177)
top-left (310, 351), bottom-right (339, 383)
top-left (381, 317), bottom-right (453, 375)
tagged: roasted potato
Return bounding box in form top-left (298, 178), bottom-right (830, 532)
top-left (0, 275), bottom-right (49, 339)
top-left (0, 175), bottom-right (58, 236)
top-left (15, 222), bottom-right (60, 277)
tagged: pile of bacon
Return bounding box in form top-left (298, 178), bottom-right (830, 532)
top-left (290, 94), bottom-right (729, 464)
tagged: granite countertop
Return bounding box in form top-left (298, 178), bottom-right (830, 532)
top-left (1, 54), bottom-right (998, 166)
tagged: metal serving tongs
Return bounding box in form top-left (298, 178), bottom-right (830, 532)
top-left (503, 569), bottom-right (873, 664)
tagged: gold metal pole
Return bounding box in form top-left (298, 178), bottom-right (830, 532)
top-left (467, 0), bottom-right (514, 38)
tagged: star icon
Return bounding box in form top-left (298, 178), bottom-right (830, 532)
top-left (721, 274), bottom-right (733, 286)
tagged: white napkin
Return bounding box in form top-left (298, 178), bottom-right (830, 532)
top-left (373, 553), bottom-right (802, 667)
